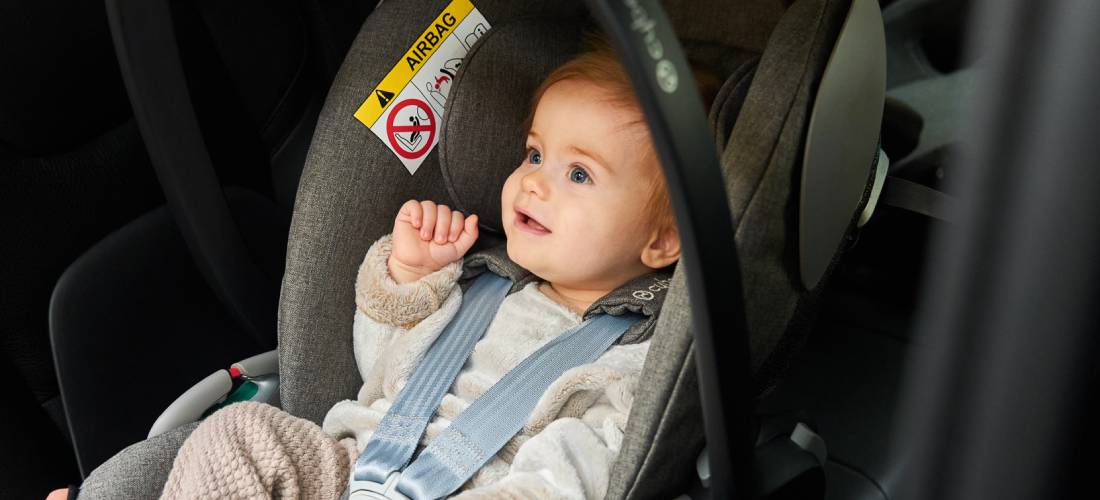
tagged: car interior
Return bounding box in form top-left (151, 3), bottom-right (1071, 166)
top-left (1, 0), bottom-right (1001, 498)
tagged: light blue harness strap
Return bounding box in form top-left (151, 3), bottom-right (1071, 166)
top-left (395, 312), bottom-right (641, 500)
top-left (352, 273), bottom-right (511, 487)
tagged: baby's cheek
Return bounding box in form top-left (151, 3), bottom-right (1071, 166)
top-left (603, 221), bottom-right (651, 262)
top-left (500, 176), bottom-right (516, 208)
top-left (576, 220), bottom-right (625, 255)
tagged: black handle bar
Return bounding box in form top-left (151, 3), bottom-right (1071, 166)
top-left (585, 0), bottom-right (755, 498)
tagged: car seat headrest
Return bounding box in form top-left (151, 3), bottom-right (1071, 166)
top-left (663, 0), bottom-right (789, 53)
top-left (438, 18), bottom-right (585, 235)
top-left (708, 56), bottom-right (761, 149)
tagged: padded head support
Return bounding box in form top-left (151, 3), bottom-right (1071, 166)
top-left (664, 0), bottom-right (789, 52)
top-left (439, 18), bottom-right (585, 235)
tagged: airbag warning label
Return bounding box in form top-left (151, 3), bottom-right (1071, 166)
top-left (354, 0), bottom-right (490, 174)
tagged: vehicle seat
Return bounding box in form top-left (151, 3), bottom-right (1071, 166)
top-left (49, 0), bottom-right (375, 477)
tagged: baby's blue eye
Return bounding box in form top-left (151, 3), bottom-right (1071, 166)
top-left (527, 149), bottom-right (542, 165)
top-left (568, 166), bottom-right (591, 184)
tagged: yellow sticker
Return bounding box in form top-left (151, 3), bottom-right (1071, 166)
top-left (355, 0), bottom-right (490, 174)
top-left (354, 0), bottom-right (476, 128)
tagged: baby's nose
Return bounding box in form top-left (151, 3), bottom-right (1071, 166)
top-left (521, 169), bottom-right (549, 197)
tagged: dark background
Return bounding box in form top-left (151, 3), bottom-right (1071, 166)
top-left (0, 0), bottom-right (969, 498)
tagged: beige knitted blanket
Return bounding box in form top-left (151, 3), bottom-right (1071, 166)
top-left (162, 402), bottom-right (354, 499)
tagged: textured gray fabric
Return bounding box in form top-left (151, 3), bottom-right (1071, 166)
top-left (439, 18), bottom-right (585, 234)
top-left (607, 0), bottom-right (852, 498)
top-left (708, 58), bottom-right (760, 149)
top-left (681, 39), bottom-right (759, 81)
top-left (77, 422), bottom-right (198, 500)
top-left (724, 0), bottom-right (850, 386)
top-left (583, 271), bottom-right (673, 344)
top-left (664, 0), bottom-right (791, 53)
top-left (606, 269), bottom-right (704, 500)
top-left (280, 0), bottom-right (454, 426)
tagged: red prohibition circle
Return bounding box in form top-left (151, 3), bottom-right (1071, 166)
top-left (386, 99), bottom-right (436, 160)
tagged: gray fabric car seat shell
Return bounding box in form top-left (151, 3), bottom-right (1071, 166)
top-left (77, 0), bottom-right (865, 498)
top-left (280, 0), bottom-right (822, 419)
top-left (280, 0), bottom-right (857, 498)
top-left (78, 422), bottom-right (198, 499)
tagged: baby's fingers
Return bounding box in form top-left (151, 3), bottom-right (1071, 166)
top-left (448, 210), bottom-right (464, 243)
top-left (397, 199), bottom-right (423, 228)
top-left (420, 200), bottom-right (437, 240)
top-left (453, 214), bottom-right (479, 256)
top-left (434, 204), bottom-right (452, 244)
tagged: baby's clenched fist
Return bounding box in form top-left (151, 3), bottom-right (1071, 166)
top-left (388, 199), bottom-right (479, 283)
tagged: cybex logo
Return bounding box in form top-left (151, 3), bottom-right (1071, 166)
top-left (623, 0), bottom-right (679, 93)
top-left (632, 277), bottom-right (672, 301)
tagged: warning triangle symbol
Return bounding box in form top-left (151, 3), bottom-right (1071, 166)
top-left (375, 89), bottom-right (395, 107)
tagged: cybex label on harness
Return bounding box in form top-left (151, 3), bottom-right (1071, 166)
top-left (354, 0), bottom-right (490, 175)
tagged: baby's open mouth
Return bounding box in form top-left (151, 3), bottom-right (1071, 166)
top-left (515, 209), bottom-right (551, 234)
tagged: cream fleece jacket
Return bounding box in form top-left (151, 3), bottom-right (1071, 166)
top-left (161, 235), bottom-right (651, 499)
top-left (322, 235), bottom-right (651, 499)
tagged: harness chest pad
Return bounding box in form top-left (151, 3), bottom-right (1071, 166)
top-left (462, 246), bottom-right (672, 345)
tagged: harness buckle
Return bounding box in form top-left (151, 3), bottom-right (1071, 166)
top-left (348, 471), bottom-right (411, 500)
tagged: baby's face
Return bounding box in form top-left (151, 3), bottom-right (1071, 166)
top-left (501, 79), bottom-right (661, 291)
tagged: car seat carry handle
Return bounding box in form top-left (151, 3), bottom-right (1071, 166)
top-left (351, 274), bottom-right (511, 489)
top-left (586, 0), bottom-right (755, 498)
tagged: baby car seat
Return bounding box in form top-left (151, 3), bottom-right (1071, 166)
top-left (74, 0), bottom-right (886, 498)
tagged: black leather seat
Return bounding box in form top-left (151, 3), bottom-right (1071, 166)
top-left (49, 0), bottom-right (375, 477)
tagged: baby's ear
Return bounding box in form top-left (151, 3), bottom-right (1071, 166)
top-left (640, 225), bottom-right (681, 270)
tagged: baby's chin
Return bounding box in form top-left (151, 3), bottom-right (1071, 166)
top-left (506, 239), bottom-right (580, 286)
top-left (505, 239), bottom-right (548, 281)
top-left (506, 239), bottom-right (607, 288)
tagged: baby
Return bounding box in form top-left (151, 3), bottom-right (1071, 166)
top-left (55, 40), bottom-right (685, 500)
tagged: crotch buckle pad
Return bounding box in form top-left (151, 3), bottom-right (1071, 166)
top-left (349, 472), bottom-right (411, 500)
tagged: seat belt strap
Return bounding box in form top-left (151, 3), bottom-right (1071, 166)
top-left (395, 312), bottom-right (641, 500)
top-left (352, 273), bottom-right (511, 486)
top-left (881, 174), bottom-right (958, 222)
